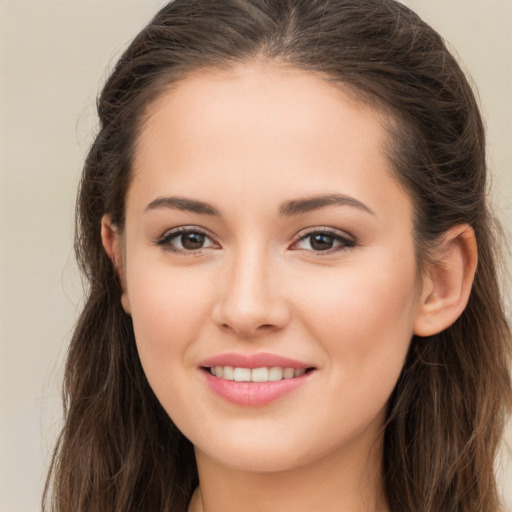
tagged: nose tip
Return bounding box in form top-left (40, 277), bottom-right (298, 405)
top-left (215, 307), bottom-right (286, 338)
top-left (212, 258), bottom-right (290, 338)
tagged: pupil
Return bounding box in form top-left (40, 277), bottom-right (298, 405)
top-left (182, 232), bottom-right (205, 250)
top-left (311, 234), bottom-right (334, 251)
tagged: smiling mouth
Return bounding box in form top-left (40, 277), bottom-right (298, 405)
top-left (202, 366), bottom-right (316, 382)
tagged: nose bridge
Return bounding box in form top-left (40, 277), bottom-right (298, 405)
top-left (214, 242), bottom-right (288, 336)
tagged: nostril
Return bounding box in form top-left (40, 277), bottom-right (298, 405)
top-left (219, 322), bottom-right (279, 337)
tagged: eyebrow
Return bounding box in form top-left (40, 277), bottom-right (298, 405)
top-left (145, 193), bottom-right (374, 217)
top-left (145, 196), bottom-right (221, 216)
top-left (279, 193), bottom-right (375, 217)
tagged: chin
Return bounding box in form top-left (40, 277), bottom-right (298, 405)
top-left (191, 425), bottom-right (356, 475)
top-left (200, 445), bottom-right (313, 473)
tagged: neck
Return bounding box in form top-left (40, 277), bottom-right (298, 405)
top-left (189, 433), bottom-right (389, 512)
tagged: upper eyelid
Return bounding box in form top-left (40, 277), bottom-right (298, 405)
top-left (294, 226), bottom-right (355, 241)
top-left (159, 225), bottom-right (215, 240)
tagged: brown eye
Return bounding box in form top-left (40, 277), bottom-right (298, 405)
top-left (309, 233), bottom-right (335, 251)
top-left (157, 228), bottom-right (218, 253)
top-left (292, 229), bottom-right (355, 253)
top-left (181, 232), bottom-right (206, 250)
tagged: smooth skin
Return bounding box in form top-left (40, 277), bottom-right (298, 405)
top-left (102, 60), bottom-right (477, 512)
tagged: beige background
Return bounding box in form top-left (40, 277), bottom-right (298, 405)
top-left (0, 1), bottom-right (510, 511)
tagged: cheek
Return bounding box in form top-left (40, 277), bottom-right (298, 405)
top-left (125, 260), bottom-right (215, 379)
top-left (293, 253), bottom-right (418, 387)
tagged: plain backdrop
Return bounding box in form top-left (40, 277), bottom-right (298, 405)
top-left (0, 1), bottom-right (511, 511)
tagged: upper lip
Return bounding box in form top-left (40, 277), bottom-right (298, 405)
top-left (199, 352), bottom-right (314, 370)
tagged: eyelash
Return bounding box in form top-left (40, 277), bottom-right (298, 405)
top-left (156, 227), bottom-right (218, 254)
top-left (156, 226), bottom-right (356, 255)
top-left (291, 228), bottom-right (356, 254)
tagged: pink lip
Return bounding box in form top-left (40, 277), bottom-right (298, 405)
top-left (198, 352), bottom-right (316, 407)
top-left (202, 370), bottom-right (314, 407)
top-left (199, 352), bottom-right (313, 370)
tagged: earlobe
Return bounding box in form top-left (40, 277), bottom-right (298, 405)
top-left (414, 225), bottom-right (477, 337)
top-left (100, 214), bottom-right (131, 314)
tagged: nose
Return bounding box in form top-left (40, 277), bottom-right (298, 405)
top-left (212, 247), bottom-right (290, 338)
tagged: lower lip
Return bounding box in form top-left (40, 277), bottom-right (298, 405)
top-left (202, 369), bottom-right (314, 407)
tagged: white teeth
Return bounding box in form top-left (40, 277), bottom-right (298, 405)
top-left (209, 365), bottom-right (310, 382)
top-left (251, 367), bottom-right (269, 382)
top-left (222, 366), bottom-right (234, 380)
top-left (268, 367), bottom-right (283, 381)
top-left (233, 367), bottom-right (251, 382)
top-left (283, 368), bottom-right (295, 379)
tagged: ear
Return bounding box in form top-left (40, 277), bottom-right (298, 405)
top-left (414, 225), bottom-right (477, 337)
top-left (100, 214), bottom-right (131, 314)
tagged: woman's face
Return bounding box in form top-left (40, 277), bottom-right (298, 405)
top-left (117, 61), bottom-right (426, 472)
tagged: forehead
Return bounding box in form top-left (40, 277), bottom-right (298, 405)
top-left (135, 60), bottom-right (389, 164)
top-left (129, 60), bottom-right (411, 223)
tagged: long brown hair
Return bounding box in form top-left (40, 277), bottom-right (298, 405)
top-left (44, 1), bottom-right (512, 510)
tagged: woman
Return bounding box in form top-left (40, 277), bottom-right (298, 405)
top-left (44, 0), bottom-right (512, 511)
